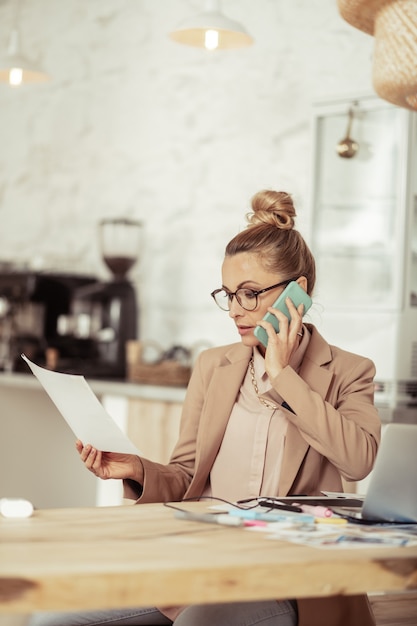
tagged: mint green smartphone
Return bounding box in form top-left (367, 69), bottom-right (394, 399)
top-left (253, 281), bottom-right (312, 348)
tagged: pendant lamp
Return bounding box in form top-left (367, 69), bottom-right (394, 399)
top-left (0, 0), bottom-right (49, 86)
top-left (337, 0), bottom-right (417, 111)
top-left (169, 0), bottom-right (253, 50)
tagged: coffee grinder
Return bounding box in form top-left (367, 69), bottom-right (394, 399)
top-left (70, 218), bottom-right (142, 379)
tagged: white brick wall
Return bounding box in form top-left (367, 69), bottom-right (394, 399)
top-left (0, 0), bottom-right (374, 349)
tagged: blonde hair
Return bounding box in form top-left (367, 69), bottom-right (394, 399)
top-left (225, 190), bottom-right (316, 295)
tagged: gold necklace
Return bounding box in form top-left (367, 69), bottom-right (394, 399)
top-left (249, 357), bottom-right (278, 410)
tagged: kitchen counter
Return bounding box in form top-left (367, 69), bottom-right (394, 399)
top-left (2, 372), bottom-right (405, 422)
top-left (3, 372), bottom-right (414, 424)
top-left (0, 371), bottom-right (187, 402)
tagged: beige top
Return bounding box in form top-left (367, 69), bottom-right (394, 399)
top-left (206, 328), bottom-right (310, 502)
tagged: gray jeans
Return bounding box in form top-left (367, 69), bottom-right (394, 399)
top-left (28, 600), bottom-right (297, 626)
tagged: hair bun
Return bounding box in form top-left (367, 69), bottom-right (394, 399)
top-left (247, 190), bottom-right (296, 230)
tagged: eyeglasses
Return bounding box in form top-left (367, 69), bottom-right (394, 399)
top-left (211, 278), bottom-right (297, 311)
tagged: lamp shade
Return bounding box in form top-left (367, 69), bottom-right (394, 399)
top-left (0, 28), bottom-right (49, 86)
top-left (0, 55), bottom-right (49, 85)
top-left (338, 0), bottom-right (417, 111)
top-left (169, 9), bottom-right (253, 49)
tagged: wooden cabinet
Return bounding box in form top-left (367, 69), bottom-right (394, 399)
top-left (127, 398), bottom-right (182, 464)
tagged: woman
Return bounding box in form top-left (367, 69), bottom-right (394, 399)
top-left (30, 190), bottom-right (380, 626)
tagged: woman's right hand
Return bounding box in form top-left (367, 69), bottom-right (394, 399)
top-left (75, 440), bottom-right (143, 482)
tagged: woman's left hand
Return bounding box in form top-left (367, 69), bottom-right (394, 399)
top-left (75, 440), bottom-right (143, 482)
top-left (257, 297), bottom-right (304, 379)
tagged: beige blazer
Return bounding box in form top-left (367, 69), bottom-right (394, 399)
top-left (125, 325), bottom-right (381, 626)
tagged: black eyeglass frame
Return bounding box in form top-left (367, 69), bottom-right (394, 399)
top-left (210, 277), bottom-right (299, 312)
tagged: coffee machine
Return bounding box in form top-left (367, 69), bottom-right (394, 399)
top-left (0, 266), bottom-right (98, 372)
top-left (0, 220), bottom-right (141, 378)
top-left (68, 218), bottom-right (142, 379)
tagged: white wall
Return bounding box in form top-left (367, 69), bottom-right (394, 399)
top-left (0, 0), bottom-right (374, 350)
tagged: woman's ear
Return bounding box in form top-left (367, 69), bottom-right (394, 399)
top-left (296, 276), bottom-right (308, 292)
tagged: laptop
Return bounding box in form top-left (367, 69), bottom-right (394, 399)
top-left (257, 423), bottom-right (417, 524)
top-left (349, 422), bottom-right (417, 523)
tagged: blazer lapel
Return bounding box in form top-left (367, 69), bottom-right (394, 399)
top-left (279, 328), bottom-right (334, 495)
top-left (192, 347), bottom-right (250, 492)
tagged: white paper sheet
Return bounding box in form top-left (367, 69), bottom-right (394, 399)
top-left (21, 354), bottom-right (141, 455)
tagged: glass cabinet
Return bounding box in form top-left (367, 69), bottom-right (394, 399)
top-left (309, 94), bottom-right (417, 415)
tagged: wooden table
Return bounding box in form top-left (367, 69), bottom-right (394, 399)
top-left (0, 502), bottom-right (416, 618)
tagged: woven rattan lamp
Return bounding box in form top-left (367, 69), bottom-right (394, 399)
top-left (338, 0), bottom-right (417, 110)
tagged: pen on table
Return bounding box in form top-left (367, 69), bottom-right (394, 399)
top-left (292, 504), bottom-right (347, 523)
top-left (314, 517), bottom-right (347, 525)
top-left (258, 501), bottom-right (303, 513)
top-left (294, 504), bottom-right (334, 518)
top-left (228, 508), bottom-right (315, 524)
top-left (174, 510), bottom-right (267, 527)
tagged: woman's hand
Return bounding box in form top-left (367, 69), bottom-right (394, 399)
top-left (75, 440), bottom-right (143, 482)
top-left (257, 297), bottom-right (304, 379)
